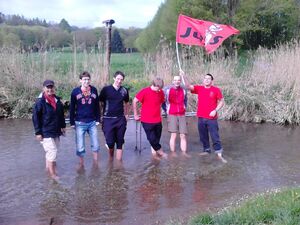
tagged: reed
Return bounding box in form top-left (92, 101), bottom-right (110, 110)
top-left (1, 40), bottom-right (300, 124)
top-left (0, 49), bottom-right (146, 118)
top-left (148, 40), bottom-right (300, 125)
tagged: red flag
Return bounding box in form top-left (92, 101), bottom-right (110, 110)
top-left (176, 14), bottom-right (239, 53)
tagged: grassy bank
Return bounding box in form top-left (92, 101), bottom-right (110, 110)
top-left (0, 41), bottom-right (300, 123)
top-left (180, 187), bottom-right (300, 225)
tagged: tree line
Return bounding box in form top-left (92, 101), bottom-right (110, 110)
top-left (135, 0), bottom-right (300, 54)
top-left (0, 12), bottom-right (142, 53)
top-left (2, 0), bottom-right (300, 54)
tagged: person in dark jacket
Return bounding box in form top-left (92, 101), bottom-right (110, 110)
top-left (69, 71), bottom-right (100, 170)
top-left (32, 80), bottom-right (66, 180)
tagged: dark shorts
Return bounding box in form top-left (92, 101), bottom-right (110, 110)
top-left (142, 122), bottom-right (162, 151)
top-left (102, 116), bottom-right (127, 149)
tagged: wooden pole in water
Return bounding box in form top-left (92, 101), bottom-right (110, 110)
top-left (102, 19), bottom-right (115, 85)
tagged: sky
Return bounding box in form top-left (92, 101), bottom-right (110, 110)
top-left (0, 0), bottom-right (165, 28)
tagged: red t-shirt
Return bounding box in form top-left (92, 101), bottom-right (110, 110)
top-left (135, 87), bottom-right (165, 123)
top-left (191, 85), bottom-right (223, 119)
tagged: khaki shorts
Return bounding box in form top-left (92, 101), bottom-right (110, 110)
top-left (167, 115), bottom-right (187, 134)
top-left (41, 137), bottom-right (60, 162)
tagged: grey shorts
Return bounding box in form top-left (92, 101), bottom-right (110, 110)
top-left (167, 115), bottom-right (187, 134)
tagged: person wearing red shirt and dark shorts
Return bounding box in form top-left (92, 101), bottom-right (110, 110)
top-left (181, 71), bottom-right (227, 163)
top-left (133, 77), bottom-right (167, 159)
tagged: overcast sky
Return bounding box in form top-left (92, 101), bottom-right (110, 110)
top-left (0, 0), bottom-right (165, 28)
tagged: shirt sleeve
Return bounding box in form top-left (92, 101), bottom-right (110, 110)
top-left (99, 87), bottom-right (105, 102)
top-left (69, 90), bottom-right (76, 126)
top-left (94, 88), bottom-right (101, 123)
top-left (32, 99), bottom-right (43, 135)
top-left (216, 87), bottom-right (223, 100)
top-left (124, 87), bottom-right (129, 103)
top-left (191, 85), bottom-right (200, 94)
top-left (135, 88), bottom-right (144, 103)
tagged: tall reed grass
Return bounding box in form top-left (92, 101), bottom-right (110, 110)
top-left (145, 40), bottom-right (300, 125)
top-left (0, 48), bottom-right (144, 118)
top-left (1, 40), bottom-right (300, 124)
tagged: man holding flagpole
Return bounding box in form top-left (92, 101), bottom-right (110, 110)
top-left (175, 14), bottom-right (239, 163)
top-left (181, 71), bottom-right (227, 163)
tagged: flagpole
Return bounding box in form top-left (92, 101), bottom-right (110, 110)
top-left (176, 42), bottom-right (182, 71)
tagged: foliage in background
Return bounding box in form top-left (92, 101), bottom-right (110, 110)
top-left (0, 12), bottom-right (142, 53)
top-left (0, 49), bottom-right (145, 118)
top-left (111, 29), bottom-right (124, 53)
top-left (135, 0), bottom-right (300, 53)
top-left (1, 39), bottom-right (300, 124)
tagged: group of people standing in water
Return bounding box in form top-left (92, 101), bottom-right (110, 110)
top-left (32, 70), bottom-right (226, 180)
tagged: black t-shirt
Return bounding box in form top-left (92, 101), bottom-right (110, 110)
top-left (99, 85), bottom-right (129, 117)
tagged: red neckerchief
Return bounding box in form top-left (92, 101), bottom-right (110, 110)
top-left (81, 86), bottom-right (91, 98)
top-left (44, 93), bottom-right (56, 110)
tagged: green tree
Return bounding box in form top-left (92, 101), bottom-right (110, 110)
top-left (59, 18), bottom-right (72, 33)
top-left (135, 0), bottom-right (300, 52)
top-left (111, 29), bottom-right (124, 53)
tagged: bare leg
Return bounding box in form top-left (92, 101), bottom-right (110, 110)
top-left (179, 133), bottom-right (187, 152)
top-left (169, 133), bottom-right (177, 152)
top-left (116, 149), bottom-right (123, 161)
top-left (48, 161), bottom-right (59, 180)
top-left (77, 156), bottom-right (85, 173)
top-left (109, 149), bottom-right (114, 160)
top-left (93, 152), bottom-right (99, 164)
top-left (151, 147), bottom-right (156, 156)
top-left (45, 159), bottom-right (50, 172)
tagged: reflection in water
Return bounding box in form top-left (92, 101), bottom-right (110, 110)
top-left (99, 161), bottom-right (128, 223)
top-left (136, 160), bottom-right (162, 213)
top-left (1, 119), bottom-right (300, 224)
top-left (37, 182), bottom-right (70, 225)
top-left (68, 161), bottom-right (128, 224)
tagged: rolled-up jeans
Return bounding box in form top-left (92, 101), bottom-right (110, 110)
top-left (75, 120), bottom-right (100, 157)
top-left (197, 117), bottom-right (223, 154)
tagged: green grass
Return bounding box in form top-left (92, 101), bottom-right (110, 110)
top-left (187, 188), bottom-right (300, 225)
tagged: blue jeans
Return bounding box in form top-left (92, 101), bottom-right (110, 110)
top-left (75, 121), bottom-right (100, 157)
top-left (197, 118), bottom-right (223, 153)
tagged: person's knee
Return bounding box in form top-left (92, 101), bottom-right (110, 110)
top-left (116, 141), bottom-right (124, 149)
top-left (150, 142), bottom-right (161, 151)
top-left (107, 143), bottom-right (115, 149)
top-left (180, 133), bottom-right (186, 139)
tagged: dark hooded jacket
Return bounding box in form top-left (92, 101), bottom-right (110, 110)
top-left (32, 93), bottom-right (66, 138)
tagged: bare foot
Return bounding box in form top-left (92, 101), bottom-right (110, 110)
top-left (77, 164), bottom-right (85, 173)
top-left (170, 151), bottom-right (178, 158)
top-left (199, 151), bottom-right (209, 156)
top-left (181, 152), bottom-right (191, 158)
top-left (217, 153), bottom-right (227, 163)
top-left (50, 175), bottom-right (60, 181)
top-left (156, 150), bottom-right (168, 159)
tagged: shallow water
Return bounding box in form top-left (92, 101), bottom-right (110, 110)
top-left (0, 118), bottom-right (300, 225)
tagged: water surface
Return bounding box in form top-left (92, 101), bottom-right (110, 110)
top-left (1, 118), bottom-right (300, 225)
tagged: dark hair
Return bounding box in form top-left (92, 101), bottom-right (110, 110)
top-left (79, 71), bottom-right (91, 79)
top-left (114, 71), bottom-right (125, 79)
top-left (205, 73), bottom-right (214, 80)
top-left (152, 77), bottom-right (164, 88)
